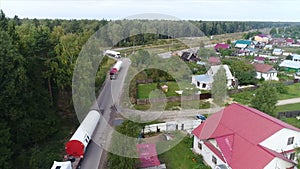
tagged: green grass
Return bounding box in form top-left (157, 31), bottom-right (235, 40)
top-left (278, 83), bottom-right (300, 100)
top-left (276, 103), bottom-right (300, 113)
top-left (137, 81), bottom-right (181, 99)
top-left (159, 137), bottom-right (210, 169)
top-left (230, 90), bottom-right (254, 105)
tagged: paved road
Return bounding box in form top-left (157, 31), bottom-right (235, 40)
top-left (276, 98), bottom-right (300, 106)
top-left (79, 58), bottom-right (131, 169)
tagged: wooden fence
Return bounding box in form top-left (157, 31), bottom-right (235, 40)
top-left (136, 93), bottom-right (211, 105)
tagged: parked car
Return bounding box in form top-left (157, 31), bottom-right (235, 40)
top-left (195, 114), bottom-right (206, 121)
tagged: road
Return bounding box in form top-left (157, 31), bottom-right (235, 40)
top-left (276, 98), bottom-right (300, 106)
top-left (79, 58), bottom-right (131, 169)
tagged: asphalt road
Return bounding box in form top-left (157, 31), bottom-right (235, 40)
top-left (79, 58), bottom-right (131, 169)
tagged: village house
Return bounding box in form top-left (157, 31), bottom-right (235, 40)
top-left (279, 60), bottom-right (300, 72)
top-left (286, 38), bottom-right (295, 46)
top-left (272, 48), bottom-right (283, 56)
top-left (254, 34), bottom-right (270, 43)
top-left (253, 63), bottom-right (278, 81)
top-left (191, 65), bottom-right (235, 90)
top-left (192, 103), bottom-right (300, 169)
top-left (214, 43), bottom-right (231, 52)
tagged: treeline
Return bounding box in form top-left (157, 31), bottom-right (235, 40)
top-left (0, 10), bottom-right (108, 169)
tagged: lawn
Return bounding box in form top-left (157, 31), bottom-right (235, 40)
top-left (278, 83), bottom-right (300, 100)
top-left (276, 103), bottom-right (300, 113)
top-left (137, 81), bottom-right (198, 99)
top-left (159, 137), bottom-right (210, 169)
top-left (230, 83), bottom-right (300, 105)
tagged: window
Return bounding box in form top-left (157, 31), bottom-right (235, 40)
top-left (289, 153), bottom-right (295, 160)
top-left (202, 83), bottom-right (206, 88)
top-left (287, 137), bottom-right (294, 145)
top-left (212, 155), bottom-right (217, 164)
top-left (198, 142), bottom-right (202, 150)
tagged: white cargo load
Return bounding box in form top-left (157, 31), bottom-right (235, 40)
top-left (51, 161), bottom-right (72, 169)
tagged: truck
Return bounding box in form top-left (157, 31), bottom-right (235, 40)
top-left (110, 61), bottom-right (123, 80)
top-left (104, 50), bottom-right (121, 58)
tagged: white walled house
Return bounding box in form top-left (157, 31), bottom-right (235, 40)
top-left (253, 63), bottom-right (278, 81)
top-left (192, 103), bottom-right (300, 169)
top-left (192, 65), bottom-right (235, 90)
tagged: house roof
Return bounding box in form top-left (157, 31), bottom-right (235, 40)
top-left (256, 34), bottom-right (268, 38)
top-left (273, 48), bottom-right (283, 53)
top-left (286, 38), bottom-right (295, 43)
top-left (214, 43), bottom-right (230, 50)
top-left (137, 144), bottom-right (160, 168)
top-left (235, 40), bottom-right (252, 45)
top-left (192, 103), bottom-right (300, 169)
top-left (209, 65), bottom-right (234, 80)
top-left (193, 74), bottom-right (213, 83)
top-left (253, 63), bottom-right (275, 73)
top-left (279, 60), bottom-right (300, 69)
top-left (254, 56), bottom-right (265, 61)
top-left (208, 57), bottom-right (221, 64)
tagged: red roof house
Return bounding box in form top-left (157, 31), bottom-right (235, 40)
top-left (214, 43), bottom-right (230, 52)
top-left (192, 103), bottom-right (300, 169)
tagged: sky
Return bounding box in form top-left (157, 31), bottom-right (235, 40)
top-left (1, 0), bottom-right (300, 22)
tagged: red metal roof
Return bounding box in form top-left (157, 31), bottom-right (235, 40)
top-left (208, 57), bottom-right (221, 64)
top-left (214, 43), bottom-right (230, 50)
top-left (137, 143), bottom-right (160, 168)
top-left (192, 103), bottom-right (299, 169)
top-left (253, 63), bottom-right (274, 73)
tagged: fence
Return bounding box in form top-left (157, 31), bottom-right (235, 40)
top-left (277, 110), bottom-right (300, 119)
top-left (136, 93), bottom-right (212, 105)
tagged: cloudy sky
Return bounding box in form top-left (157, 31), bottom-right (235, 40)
top-left (1, 0), bottom-right (300, 21)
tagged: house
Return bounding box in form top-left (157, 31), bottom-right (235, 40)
top-left (272, 48), bottom-right (283, 55)
top-left (234, 40), bottom-right (254, 49)
top-left (253, 63), bottom-right (278, 81)
top-left (270, 38), bottom-right (286, 47)
top-left (289, 54), bottom-right (300, 62)
top-left (279, 60), bottom-right (300, 72)
top-left (264, 44), bottom-right (273, 50)
top-left (181, 51), bottom-right (200, 62)
top-left (192, 103), bottom-right (300, 169)
top-left (192, 65), bottom-right (235, 90)
top-left (286, 38), bottom-right (295, 46)
top-left (254, 56), bottom-right (265, 63)
top-left (214, 43), bottom-right (230, 52)
top-left (254, 34), bottom-right (270, 43)
top-left (208, 57), bottom-right (221, 65)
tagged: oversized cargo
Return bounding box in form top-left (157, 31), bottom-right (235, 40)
top-left (65, 110), bottom-right (100, 157)
top-left (110, 61), bottom-right (123, 80)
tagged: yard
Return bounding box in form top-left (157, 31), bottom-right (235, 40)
top-left (158, 137), bottom-right (210, 169)
top-left (230, 83), bottom-right (300, 105)
top-left (137, 81), bottom-right (199, 99)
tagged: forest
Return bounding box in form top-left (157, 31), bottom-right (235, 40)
top-left (0, 9), bottom-right (300, 169)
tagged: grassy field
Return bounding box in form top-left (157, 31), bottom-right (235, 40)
top-left (137, 81), bottom-right (198, 99)
top-left (159, 137), bottom-right (210, 169)
top-left (278, 83), bottom-right (300, 100)
top-left (230, 83), bottom-right (300, 105)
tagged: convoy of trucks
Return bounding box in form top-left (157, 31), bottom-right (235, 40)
top-left (110, 60), bottom-right (123, 80)
top-left (51, 110), bottom-right (101, 169)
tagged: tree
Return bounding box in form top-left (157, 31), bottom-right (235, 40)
top-left (251, 83), bottom-right (278, 116)
top-left (270, 27), bottom-right (277, 35)
top-left (211, 66), bottom-right (227, 106)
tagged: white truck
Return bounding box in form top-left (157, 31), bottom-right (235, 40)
top-left (104, 50), bottom-right (121, 58)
